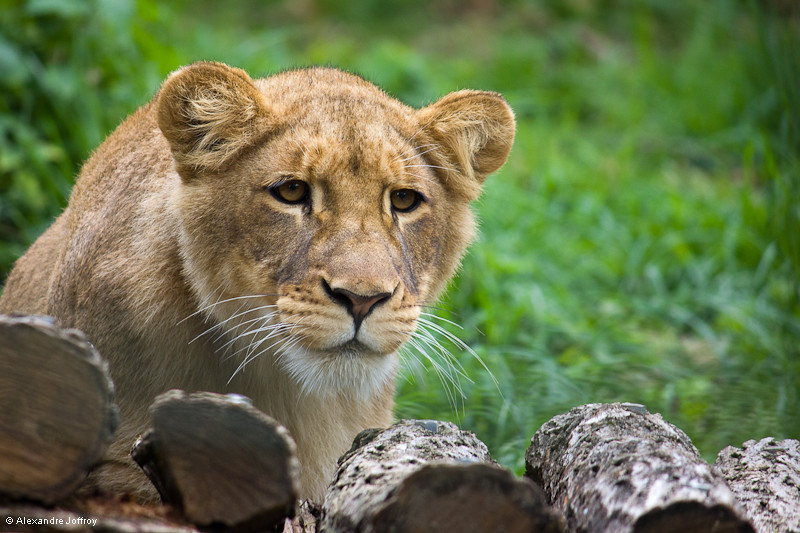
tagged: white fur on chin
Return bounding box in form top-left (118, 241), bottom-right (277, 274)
top-left (277, 344), bottom-right (399, 401)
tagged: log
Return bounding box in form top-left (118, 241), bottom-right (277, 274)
top-left (281, 501), bottom-right (321, 533)
top-left (525, 403), bottom-right (754, 533)
top-left (131, 390), bottom-right (300, 531)
top-left (321, 420), bottom-right (565, 533)
top-left (714, 437), bottom-right (800, 533)
top-left (0, 314), bottom-right (119, 504)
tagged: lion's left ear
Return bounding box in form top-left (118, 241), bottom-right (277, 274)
top-left (415, 90), bottom-right (515, 197)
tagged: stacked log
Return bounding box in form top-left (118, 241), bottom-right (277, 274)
top-left (320, 420), bottom-right (565, 533)
top-left (131, 390), bottom-right (300, 531)
top-left (715, 438), bottom-right (800, 533)
top-left (0, 315), bottom-right (118, 504)
top-left (2, 315), bottom-right (798, 532)
top-left (525, 403), bottom-right (755, 533)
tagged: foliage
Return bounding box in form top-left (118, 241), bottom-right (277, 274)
top-left (0, 0), bottom-right (170, 270)
top-left (1, 0), bottom-right (797, 471)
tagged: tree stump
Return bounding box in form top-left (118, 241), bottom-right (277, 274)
top-left (321, 419), bottom-right (565, 533)
top-left (0, 314), bottom-right (119, 504)
top-left (131, 390), bottom-right (300, 531)
top-left (714, 437), bottom-right (800, 533)
top-left (525, 403), bottom-right (754, 533)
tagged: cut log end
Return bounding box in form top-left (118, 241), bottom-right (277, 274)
top-left (634, 502), bottom-right (754, 533)
top-left (0, 314), bottom-right (118, 504)
top-left (131, 390), bottom-right (300, 531)
top-left (371, 463), bottom-right (565, 533)
top-left (322, 420), bottom-right (566, 533)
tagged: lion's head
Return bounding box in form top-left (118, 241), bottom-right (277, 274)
top-left (156, 62), bottom-right (515, 399)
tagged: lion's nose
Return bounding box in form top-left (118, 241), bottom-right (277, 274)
top-left (324, 282), bottom-right (392, 331)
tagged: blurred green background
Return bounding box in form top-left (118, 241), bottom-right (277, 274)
top-left (1, 0), bottom-right (798, 472)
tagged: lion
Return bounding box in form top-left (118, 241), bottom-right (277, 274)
top-left (0, 61), bottom-right (515, 503)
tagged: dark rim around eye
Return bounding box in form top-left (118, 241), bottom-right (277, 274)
top-left (270, 179), bottom-right (309, 204)
top-left (391, 189), bottom-right (422, 212)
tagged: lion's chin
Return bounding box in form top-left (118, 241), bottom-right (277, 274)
top-left (325, 339), bottom-right (386, 358)
top-left (277, 343), bottom-right (399, 400)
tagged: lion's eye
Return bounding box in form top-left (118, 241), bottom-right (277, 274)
top-left (271, 180), bottom-right (309, 204)
top-left (390, 189), bottom-right (422, 213)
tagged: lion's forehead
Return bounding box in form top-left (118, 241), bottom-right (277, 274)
top-left (257, 71), bottom-right (416, 150)
top-left (291, 113), bottom-right (414, 163)
top-left (257, 68), bottom-right (411, 116)
top-left (260, 121), bottom-right (433, 199)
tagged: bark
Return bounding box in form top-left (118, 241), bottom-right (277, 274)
top-left (714, 437), bottom-right (800, 533)
top-left (131, 390), bottom-right (300, 531)
top-left (525, 403), bottom-right (754, 533)
top-left (0, 314), bottom-right (119, 504)
top-left (321, 419), bottom-right (565, 533)
top-left (281, 501), bottom-right (321, 533)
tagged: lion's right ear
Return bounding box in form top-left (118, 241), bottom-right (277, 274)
top-left (157, 61), bottom-right (275, 179)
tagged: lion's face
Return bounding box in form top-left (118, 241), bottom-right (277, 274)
top-left (157, 63), bottom-right (515, 398)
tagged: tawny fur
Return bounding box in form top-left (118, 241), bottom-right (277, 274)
top-left (0, 62), bottom-right (515, 502)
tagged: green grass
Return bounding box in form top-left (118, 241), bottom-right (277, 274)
top-left (2, 0), bottom-right (798, 473)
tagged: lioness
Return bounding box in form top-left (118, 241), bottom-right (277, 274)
top-left (0, 62), bottom-right (515, 502)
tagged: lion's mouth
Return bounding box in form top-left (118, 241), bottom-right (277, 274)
top-left (326, 338), bottom-right (385, 359)
top-left (275, 335), bottom-right (400, 399)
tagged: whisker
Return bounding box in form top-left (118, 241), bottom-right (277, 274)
top-left (417, 316), bottom-right (499, 391)
top-left (178, 293), bottom-right (276, 325)
top-left (419, 311), bottom-right (465, 331)
top-left (405, 331), bottom-right (465, 388)
top-left (414, 305), bottom-right (458, 317)
top-left (413, 299), bottom-right (456, 312)
top-left (244, 314), bottom-right (317, 362)
top-left (404, 164), bottom-right (458, 173)
top-left (416, 299), bottom-right (453, 308)
top-left (288, 123), bottom-right (310, 158)
top-left (222, 318), bottom-right (287, 361)
top-left (397, 344), bottom-right (425, 383)
top-left (417, 317), bottom-right (469, 349)
top-left (201, 299), bottom-right (249, 343)
top-left (228, 325), bottom-right (292, 377)
top-left (229, 328), bottom-right (305, 383)
top-left (408, 114), bottom-right (439, 144)
top-left (275, 332), bottom-right (308, 360)
top-left (403, 336), bottom-right (464, 415)
top-left (413, 326), bottom-right (471, 382)
top-left (178, 285), bottom-right (226, 326)
top-left (393, 144), bottom-right (439, 164)
top-left (217, 324), bottom-right (268, 360)
top-left (391, 143), bottom-right (437, 163)
top-left (214, 311), bottom-right (280, 352)
top-left (404, 337), bottom-right (461, 392)
top-left (409, 145), bottom-right (440, 160)
top-left (190, 304), bottom-right (278, 345)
